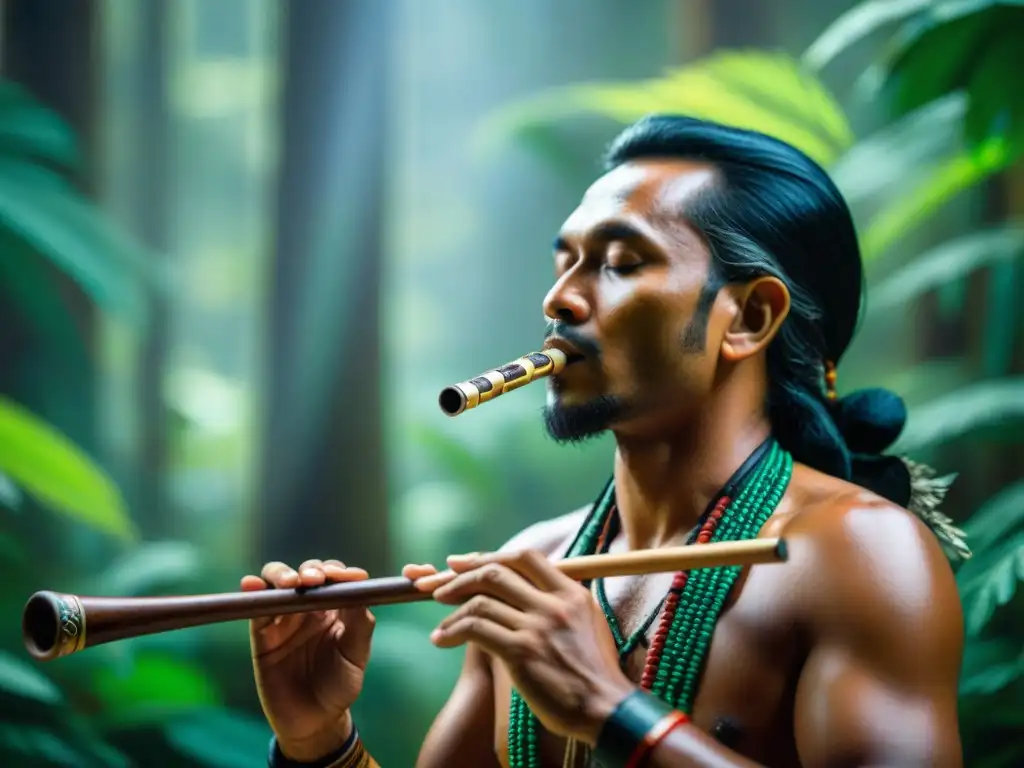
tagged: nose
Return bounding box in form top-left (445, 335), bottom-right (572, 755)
top-left (543, 271), bottom-right (591, 325)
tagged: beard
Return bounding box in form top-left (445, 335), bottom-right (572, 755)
top-left (542, 393), bottom-right (627, 444)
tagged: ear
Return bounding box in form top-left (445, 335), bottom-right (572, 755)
top-left (720, 276), bottom-right (790, 362)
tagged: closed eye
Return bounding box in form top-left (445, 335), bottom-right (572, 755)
top-left (605, 263), bottom-right (642, 276)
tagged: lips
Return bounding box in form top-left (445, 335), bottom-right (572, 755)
top-left (543, 337), bottom-right (586, 364)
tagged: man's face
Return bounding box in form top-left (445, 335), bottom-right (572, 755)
top-left (541, 158), bottom-right (730, 443)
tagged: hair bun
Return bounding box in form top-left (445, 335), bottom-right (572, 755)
top-left (850, 454), bottom-right (912, 508)
top-left (829, 388), bottom-right (907, 454)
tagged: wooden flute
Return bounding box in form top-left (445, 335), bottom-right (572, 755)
top-left (22, 538), bottom-right (787, 661)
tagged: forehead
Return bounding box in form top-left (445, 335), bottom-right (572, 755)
top-left (559, 159), bottom-right (717, 247)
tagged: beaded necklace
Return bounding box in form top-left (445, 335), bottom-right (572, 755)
top-left (507, 439), bottom-right (793, 768)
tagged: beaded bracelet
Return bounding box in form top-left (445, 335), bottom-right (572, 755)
top-left (268, 725), bottom-right (367, 768)
top-left (593, 690), bottom-right (690, 768)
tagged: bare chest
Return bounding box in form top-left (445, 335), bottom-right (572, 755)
top-left (488, 562), bottom-right (805, 768)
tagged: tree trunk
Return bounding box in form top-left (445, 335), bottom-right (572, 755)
top-left (257, 0), bottom-right (392, 573)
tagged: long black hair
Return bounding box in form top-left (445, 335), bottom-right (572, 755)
top-left (605, 115), bottom-right (911, 506)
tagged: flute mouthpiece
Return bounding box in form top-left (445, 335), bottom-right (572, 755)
top-left (439, 348), bottom-right (569, 417)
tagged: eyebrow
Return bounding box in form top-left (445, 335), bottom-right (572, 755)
top-left (552, 222), bottom-right (650, 253)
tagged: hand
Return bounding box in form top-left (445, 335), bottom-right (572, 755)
top-left (417, 549), bottom-right (636, 745)
top-left (243, 558), bottom-right (438, 760)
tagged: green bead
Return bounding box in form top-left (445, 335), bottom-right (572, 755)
top-left (508, 441), bottom-right (793, 760)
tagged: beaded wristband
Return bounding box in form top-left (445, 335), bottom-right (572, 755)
top-left (593, 690), bottom-right (690, 768)
top-left (268, 724), bottom-right (364, 768)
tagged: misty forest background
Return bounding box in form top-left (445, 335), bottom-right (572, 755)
top-left (0, 0), bottom-right (1022, 766)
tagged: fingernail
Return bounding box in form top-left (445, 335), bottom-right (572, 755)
top-left (429, 629), bottom-right (443, 643)
top-left (447, 552), bottom-right (480, 564)
top-left (282, 569), bottom-right (298, 580)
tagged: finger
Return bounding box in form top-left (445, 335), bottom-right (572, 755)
top-left (240, 575), bottom-right (268, 592)
top-left (430, 615), bottom-right (525, 656)
top-left (322, 560), bottom-right (370, 582)
top-left (260, 561), bottom-right (300, 589)
top-left (297, 559), bottom-right (328, 587)
top-left (432, 563), bottom-right (559, 612)
top-left (448, 549), bottom-right (569, 592)
top-left (401, 563), bottom-right (438, 580)
top-left (435, 595), bottom-right (527, 635)
top-left (412, 569), bottom-right (456, 592)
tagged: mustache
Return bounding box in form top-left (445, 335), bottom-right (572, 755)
top-left (544, 321), bottom-right (601, 359)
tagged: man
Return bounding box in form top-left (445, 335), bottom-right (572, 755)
top-left (245, 115), bottom-right (968, 768)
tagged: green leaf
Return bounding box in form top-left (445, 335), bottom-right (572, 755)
top-left (0, 158), bottom-right (153, 322)
top-left (0, 470), bottom-right (22, 510)
top-left (91, 541), bottom-right (202, 597)
top-left (0, 82), bottom-right (79, 172)
top-left (90, 654), bottom-right (221, 729)
top-left (958, 530), bottom-right (1024, 635)
top-left (830, 93), bottom-right (967, 205)
top-left (962, 480), bottom-right (1024, 556)
top-left (474, 51), bottom-right (853, 168)
top-left (0, 722), bottom-right (86, 767)
top-left (962, 25), bottom-right (1024, 147)
top-left (859, 134), bottom-right (1019, 260)
top-left (960, 638), bottom-right (1023, 696)
top-left (802, 0), bottom-right (931, 72)
top-left (894, 377), bottom-right (1024, 452)
top-left (0, 396), bottom-right (137, 541)
top-left (869, 224), bottom-right (1024, 311)
top-left (0, 650), bottom-right (63, 705)
top-left (877, 1), bottom-right (1004, 116)
top-left (164, 709), bottom-right (272, 768)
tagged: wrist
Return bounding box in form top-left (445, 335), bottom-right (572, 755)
top-left (591, 689), bottom-right (690, 768)
top-left (580, 677), bottom-right (638, 746)
top-left (275, 712), bottom-right (355, 764)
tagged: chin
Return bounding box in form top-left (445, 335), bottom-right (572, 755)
top-left (542, 394), bottom-right (626, 444)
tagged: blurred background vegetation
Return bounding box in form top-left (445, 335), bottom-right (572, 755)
top-left (0, 0), bottom-right (1020, 765)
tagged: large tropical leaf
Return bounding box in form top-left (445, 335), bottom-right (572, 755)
top-left (868, 224), bottom-right (1024, 311)
top-left (0, 82), bottom-right (78, 172)
top-left (474, 51), bottom-right (854, 168)
top-left (829, 93), bottom-right (966, 206)
top-left (872, 1), bottom-right (1024, 151)
top-left (858, 133), bottom-right (1018, 260)
top-left (962, 480), bottom-right (1024, 556)
top-left (0, 157), bottom-right (152, 322)
top-left (959, 637), bottom-right (1024, 696)
top-left (957, 529), bottom-right (1024, 635)
top-left (0, 396), bottom-right (136, 541)
top-left (894, 377), bottom-right (1024, 452)
top-left (0, 650), bottom-right (63, 705)
top-left (801, 0), bottom-right (931, 72)
top-left (0, 723), bottom-right (91, 768)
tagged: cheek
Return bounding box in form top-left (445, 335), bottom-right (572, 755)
top-left (603, 292), bottom-right (688, 385)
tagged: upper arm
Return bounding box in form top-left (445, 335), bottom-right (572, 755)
top-left (416, 643), bottom-right (500, 768)
top-left (792, 504), bottom-right (964, 768)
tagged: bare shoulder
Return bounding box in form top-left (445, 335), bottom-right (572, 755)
top-left (497, 505), bottom-right (592, 559)
top-left (780, 463), bottom-right (963, 647)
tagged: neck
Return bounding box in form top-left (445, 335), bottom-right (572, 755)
top-left (611, 369), bottom-right (771, 550)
